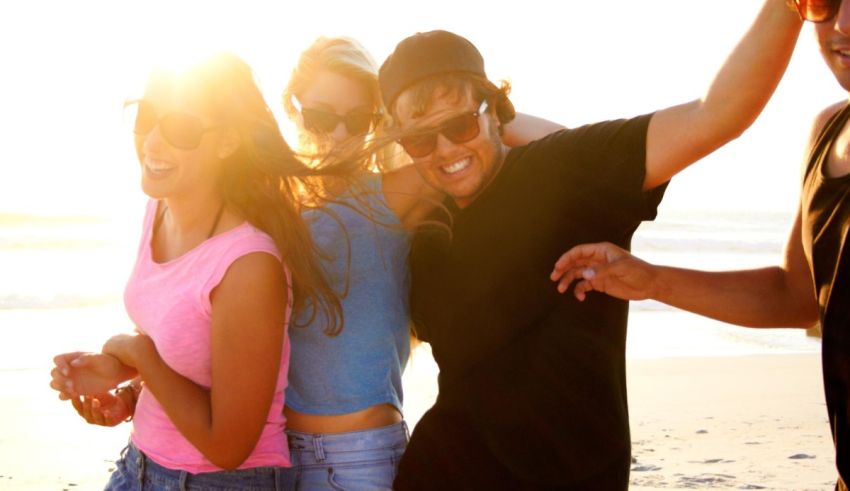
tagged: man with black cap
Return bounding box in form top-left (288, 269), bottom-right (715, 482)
top-left (379, 2), bottom-right (802, 489)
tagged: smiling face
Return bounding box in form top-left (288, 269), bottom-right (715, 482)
top-left (816, 1), bottom-right (850, 91)
top-left (394, 86), bottom-right (505, 208)
top-left (133, 82), bottom-right (237, 203)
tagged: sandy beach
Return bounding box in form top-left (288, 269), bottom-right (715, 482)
top-left (0, 305), bottom-right (837, 490)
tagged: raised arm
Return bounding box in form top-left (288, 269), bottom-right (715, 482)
top-left (644, 0), bottom-right (802, 190)
top-left (103, 252), bottom-right (287, 470)
top-left (550, 210), bottom-right (818, 328)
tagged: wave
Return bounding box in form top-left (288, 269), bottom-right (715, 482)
top-left (633, 236), bottom-right (781, 255)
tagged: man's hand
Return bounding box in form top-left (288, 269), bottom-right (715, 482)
top-left (550, 242), bottom-right (659, 301)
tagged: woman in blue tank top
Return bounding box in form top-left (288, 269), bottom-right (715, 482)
top-left (281, 36), bottom-right (564, 490)
top-left (281, 37), bottom-right (425, 491)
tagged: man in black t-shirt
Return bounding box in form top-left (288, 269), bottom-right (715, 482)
top-left (379, 3), bottom-right (802, 489)
top-left (551, 3), bottom-right (850, 490)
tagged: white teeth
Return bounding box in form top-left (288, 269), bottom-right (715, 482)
top-left (145, 157), bottom-right (175, 172)
top-left (442, 158), bottom-right (470, 175)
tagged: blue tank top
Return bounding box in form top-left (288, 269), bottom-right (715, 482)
top-left (286, 173), bottom-right (412, 415)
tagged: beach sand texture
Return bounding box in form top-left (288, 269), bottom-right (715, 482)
top-left (0, 306), bottom-right (837, 490)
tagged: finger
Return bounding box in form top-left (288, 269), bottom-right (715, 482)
top-left (551, 259), bottom-right (588, 281)
top-left (49, 369), bottom-right (64, 391)
top-left (79, 397), bottom-right (100, 425)
top-left (574, 279), bottom-right (596, 301)
top-left (555, 268), bottom-right (587, 293)
top-left (49, 375), bottom-right (74, 400)
top-left (71, 396), bottom-right (84, 416)
top-left (69, 356), bottom-right (89, 368)
top-left (552, 243), bottom-right (611, 273)
top-left (50, 376), bottom-right (77, 398)
top-left (53, 354), bottom-right (71, 376)
top-left (90, 398), bottom-right (106, 425)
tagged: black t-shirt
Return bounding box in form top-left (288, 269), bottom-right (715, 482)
top-left (801, 102), bottom-right (850, 491)
top-left (397, 113), bottom-right (665, 490)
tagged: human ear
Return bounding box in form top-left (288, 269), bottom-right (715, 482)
top-left (217, 128), bottom-right (241, 160)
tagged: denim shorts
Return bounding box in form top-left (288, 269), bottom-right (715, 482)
top-left (285, 421), bottom-right (409, 491)
top-left (104, 441), bottom-right (296, 491)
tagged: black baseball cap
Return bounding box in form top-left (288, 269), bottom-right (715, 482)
top-left (379, 30), bottom-right (486, 109)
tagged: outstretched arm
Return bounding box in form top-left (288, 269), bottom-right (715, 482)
top-left (550, 210), bottom-right (818, 328)
top-left (644, 0), bottom-right (802, 190)
top-left (103, 252), bottom-right (288, 470)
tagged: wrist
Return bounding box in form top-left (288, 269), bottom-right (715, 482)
top-left (648, 264), bottom-right (670, 302)
top-left (113, 380), bottom-right (141, 421)
top-left (104, 333), bottom-right (153, 369)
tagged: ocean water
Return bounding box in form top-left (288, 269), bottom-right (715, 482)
top-left (0, 208), bottom-right (820, 373)
top-left (627, 209), bottom-right (821, 359)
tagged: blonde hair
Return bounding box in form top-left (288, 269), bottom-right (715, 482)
top-left (282, 36), bottom-right (407, 173)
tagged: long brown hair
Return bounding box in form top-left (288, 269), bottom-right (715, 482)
top-left (146, 52), bottom-right (342, 334)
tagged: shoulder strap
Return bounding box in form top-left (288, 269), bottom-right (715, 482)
top-left (805, 102), bottom-right (850, 177)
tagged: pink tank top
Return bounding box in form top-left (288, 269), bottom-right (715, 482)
top-left (125, 200), bottom-right (291, 472)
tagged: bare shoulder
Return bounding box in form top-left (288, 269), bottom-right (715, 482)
top-left (213, 251), bottom-right (285, 308)
top-left (809, 101), bottom-right (848, 140)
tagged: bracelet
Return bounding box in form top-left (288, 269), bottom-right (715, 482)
top-left (113, 382), bottom-right (140, 422)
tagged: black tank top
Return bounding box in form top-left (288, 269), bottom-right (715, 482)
top-left (801, 102), bottom-right (850, 489)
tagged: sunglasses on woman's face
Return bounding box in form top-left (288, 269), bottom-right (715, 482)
top-left (125, 100), bottom-right (218, 150)
top-left (292, 98), bottom-right (380, 136)
top-left (795, 0), bottom-right (842, 22)
top-left (398, 100), bottom-right (489, 159)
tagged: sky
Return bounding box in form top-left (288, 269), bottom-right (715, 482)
top-left (0, 0), bottom-right (846, 217)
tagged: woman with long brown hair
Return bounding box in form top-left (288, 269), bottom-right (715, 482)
top-left (49, 52), bottom-right (339, 490)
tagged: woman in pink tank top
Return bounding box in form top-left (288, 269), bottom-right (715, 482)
top-left (48, 52), bottom-right (340, 490)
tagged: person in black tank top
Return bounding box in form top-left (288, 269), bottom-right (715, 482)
top-left (550, 4), bottom-right (850, 488)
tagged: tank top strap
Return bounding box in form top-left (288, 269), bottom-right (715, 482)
top-left (807, 102), bottom-right (850, 177)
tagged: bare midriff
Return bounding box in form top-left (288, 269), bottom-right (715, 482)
top-left (284, 403), bottom-right (402, 434)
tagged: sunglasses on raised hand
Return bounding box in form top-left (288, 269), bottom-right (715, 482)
top-left (292, 98), bottom-right (381, 136)
top-left (398, 100), bottom-right (489, 158)
top-left (794, 0), bottom-right (841, 22)
top-left (125, 100), bottom-right (219, 150)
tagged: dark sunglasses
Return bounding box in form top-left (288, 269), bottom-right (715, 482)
top-left (125, 100), bottom-right (218, 150)
top-left (795, 0), bottom-right (841, 22)
top-left (398, 100), bottom-right (489, 158)
top-left (292, 98), bottom-right (381, 136)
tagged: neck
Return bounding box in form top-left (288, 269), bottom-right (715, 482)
top-left (162, 189), bottom-right (224, 237)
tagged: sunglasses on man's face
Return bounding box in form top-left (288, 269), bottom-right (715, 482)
top-left (795, 0), bottom-right (842, 22)
top-left (292, 98), bottom-right (380, 136)
top-left (398, 100), bottom-right (489, 159)
top-left (126, 100), bottom-right (218, 150)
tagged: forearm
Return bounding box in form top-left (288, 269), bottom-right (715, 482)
top-left (132, 355), bottom-right (222, 458)
top-left (697, 1), bottom-right (802, 144)
top-left (645, 1), bottom-right (802, 189)
top-left (111, 338), bottom-right (269, 469)
top-left (651, 265), bottom-right (818, 328)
